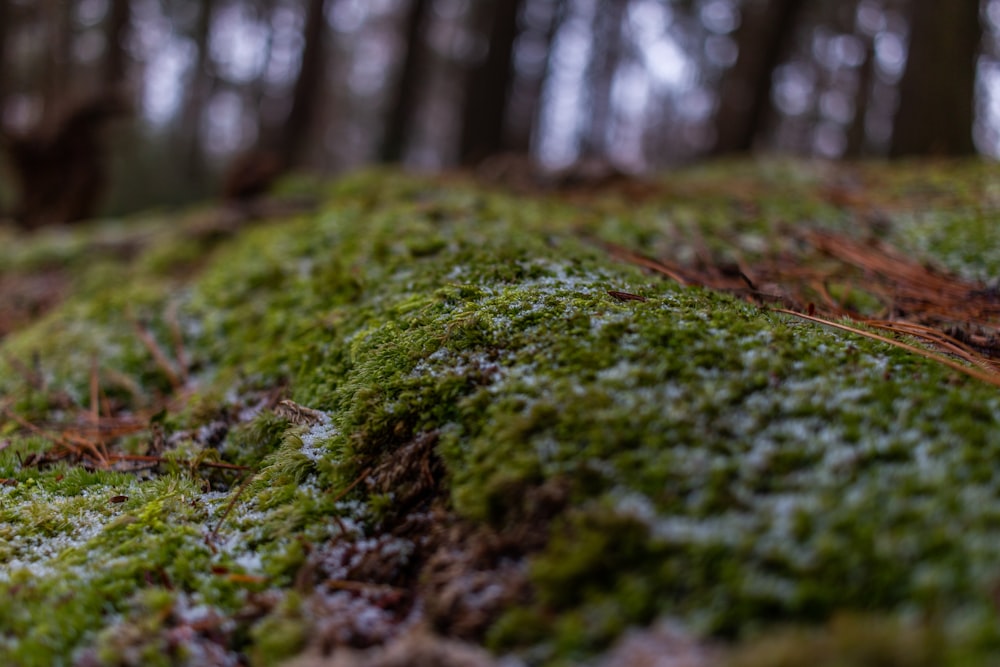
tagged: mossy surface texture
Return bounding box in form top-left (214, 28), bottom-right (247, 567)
top-left (2, 161), bottom-right (1000, 665)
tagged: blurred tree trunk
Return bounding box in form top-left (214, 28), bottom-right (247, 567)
top-left (844, 36), bottom-right (875, 158)
top-left (225, 0), bottom-right (331, 200)
top-left (103, 0), bottom-right (131, 86)
top-left (505, 0), bottom-right (566, 155)
top-left (711, 0), bottom-right (806, 155)
top-left (281, 0), bottom-right (330, 169)
top-left (179, 0), bottom-right (217, 182)
top-left (380, 0), bottom-right (431, 163)
top-left (889, 0), bottom-right (981, 157)
top-left (249, 0), bottom-right (279, 122)
top-left (580, 0), bottom-right (627, 160)
top-left (41, 0), bottom-right (74, 128)
top-left (458, 0), bottom-right (524, 165)
top-left (0, 0), bottom-right (8, 105)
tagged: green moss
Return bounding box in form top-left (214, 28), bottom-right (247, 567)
top-left (248, 593), bottom-right (307, 666)
top-left (1, 161), bottom-right (1000, 665)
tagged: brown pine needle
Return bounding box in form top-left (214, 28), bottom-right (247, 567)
top-left (328, 466), bottom-right (372, 502)
top-left (324, 467), bottom-right (373, 535)
top-left (859, 319), bottom-right (1000, 375)
top-left (600, 241), bottom-right (691, 286)
top-left (773, 308), bottom-right (1000, 388)
top-left (601, 224), bottom-right (1000, 382)
top-left (130, 317), bottom-right (183, 390)
top-left (209, 472), bottom-right (257, 541)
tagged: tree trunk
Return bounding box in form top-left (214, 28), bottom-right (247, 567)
top-left (505, 0), bottom-right (566, 155)
top-left (711, 0), bottom-right (806, 155)
top-left (889, 0), bottom-right (981, 157)
top-left (458, 0), bottom-right (524, 165)
top-left (249, 0), bottom-right (279, 126)
top-left (103, 0), bottom-right (131, 87)
top-left (844, 36), bottom-right (875, 158)
top-left (380, 0), bottom-right (431, 163)
top-left (0, 0), bottom-right (9, 105)
top-left (41, 0), bottom-right (74, 129)
top-left (579, 0), bottom-right (628, 160)
top-left (178, 0), bottom-right (217, 181)
top-left (281, 0), bottom-right (330, 169)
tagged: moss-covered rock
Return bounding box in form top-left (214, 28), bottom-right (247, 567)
top-left (1, 161), bottom-right (1000, 666)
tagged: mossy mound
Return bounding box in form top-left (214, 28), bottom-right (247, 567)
top-left (1, 161), bottom-right (1000, 666)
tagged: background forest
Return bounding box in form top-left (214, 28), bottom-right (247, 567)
top-left (0, 0), bottom-right (996, 226)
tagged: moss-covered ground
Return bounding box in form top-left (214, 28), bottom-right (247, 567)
top-left (1, 160), bottom-right (1000, 666)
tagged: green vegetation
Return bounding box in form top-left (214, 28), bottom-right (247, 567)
top-left (1, 161), bottom-right (1000, 665)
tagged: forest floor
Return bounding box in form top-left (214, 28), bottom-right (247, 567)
top-left (1, 159), bottom-right (1000, 666)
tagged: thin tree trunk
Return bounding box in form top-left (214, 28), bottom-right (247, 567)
top-left (711, 0), bottom-right (806, 155)
top-left (844, 37), bottom-right (875, 158)
top-left (179, 0), bottom-right (217, 180)
top-left (458, 0), bottom-right (524, 165)
top-left (0, 0), bottom-right (9, 105)
top-left (249, 0), bottom-right (279, 122)
top-left (579, 0), bottom-right (627, 160)
top-left (380, 0), bottom-right (431, 163)
top-left (281, 0), bottom-right (330, 169)
top-left (42, 0), bottom-right (74, 129)
top-left (889, 0), bottom-right (981, 157)
top-left (505, 0), bottom-right (566, 155)
top-left (103, 0), bottom-right (131, 86)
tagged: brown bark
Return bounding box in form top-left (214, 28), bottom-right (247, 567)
top-left (458, 0), bottom-right (525, 165)
top-left (711, 0), bottom-right (807, 155)
top-left (380, 0), bottom-right (432, 163)
top-left (41, 0), bottom-right (74, 129)
top-left (0, 0), bottom-right (8, 104)
top-left (281, 0), bottom-right (330, 169)
top-left (103, 0), bottom-right (131, 86)
top-left (889, 0), bottom-right (981, 157)
top-left (844, 36), bottom-right (875, 158)
top-left (179, 0), bottom-right (218, 180)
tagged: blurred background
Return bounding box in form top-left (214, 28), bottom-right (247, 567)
top-left (0, 0), bottom-right (996, 225)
